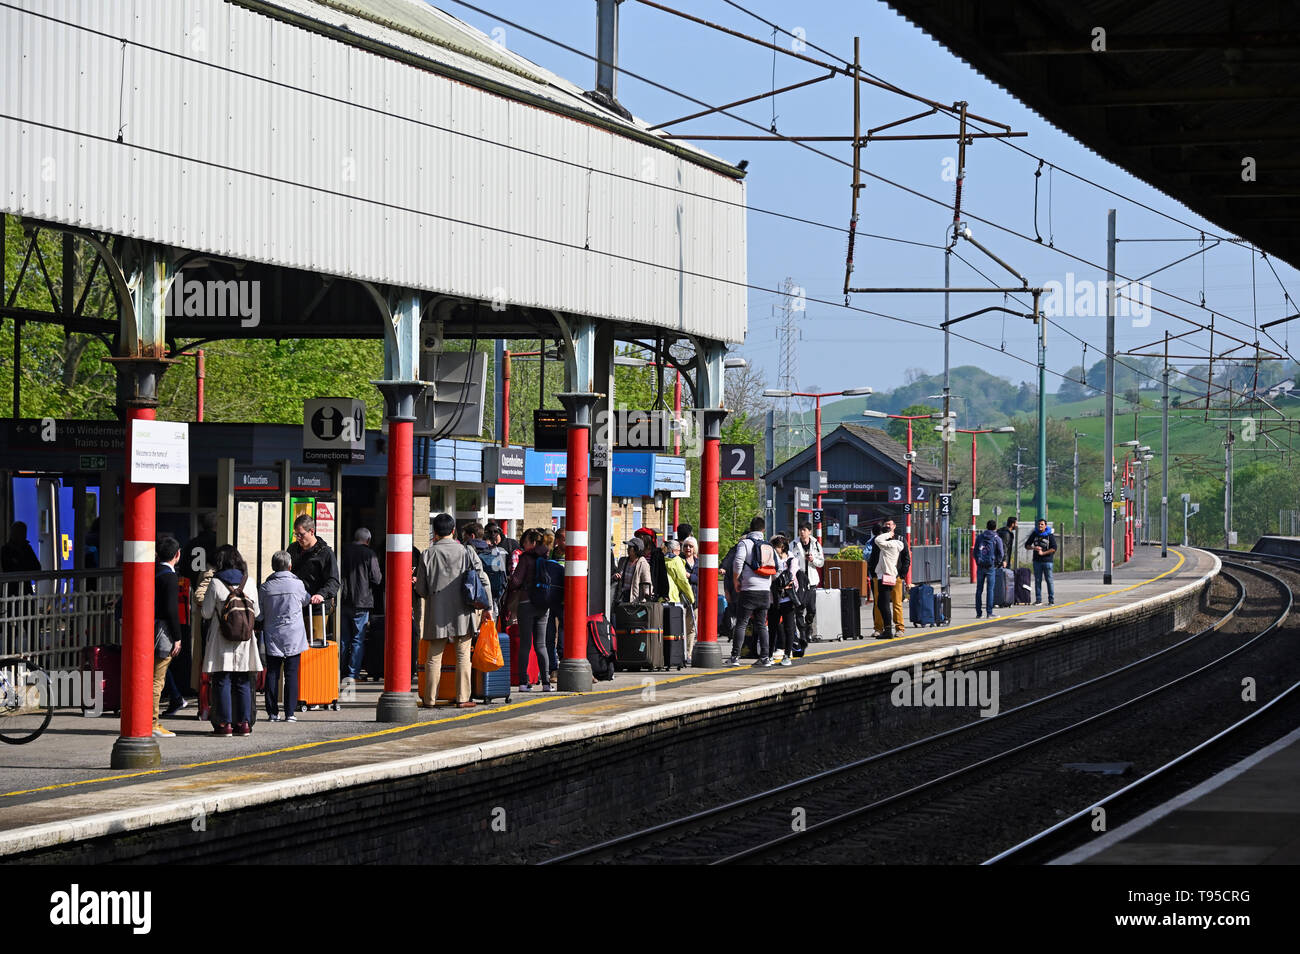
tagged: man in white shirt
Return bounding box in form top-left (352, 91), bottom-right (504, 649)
top-left (792, 522), bottom-right (824, 645)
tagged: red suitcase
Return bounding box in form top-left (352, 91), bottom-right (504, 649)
top-left (82, 645), bottom-right (121, 715)
top-left (508, 623), bottom-right (540, 687)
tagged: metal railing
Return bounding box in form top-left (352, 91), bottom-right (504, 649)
top-left (0, 569), bottom-right (123, 671)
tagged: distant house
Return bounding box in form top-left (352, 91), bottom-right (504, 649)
top-left (1265, 379), bottom-right (1296, 400)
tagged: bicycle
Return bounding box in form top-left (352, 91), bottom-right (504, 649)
top-left (0, 653), bottom-right (54, 744)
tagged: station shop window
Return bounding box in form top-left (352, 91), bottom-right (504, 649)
top-left (455, 488), bottom-right (481, 516)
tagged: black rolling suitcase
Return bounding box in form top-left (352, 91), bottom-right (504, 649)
top-left (1014, 567), bottom-right (1033, 604)
top-left (840, 587), bottom-right (862, 640)
top-left (662, 603), bottom-right (687, 670)
top-left (613, 602), bottom-right (664, 671)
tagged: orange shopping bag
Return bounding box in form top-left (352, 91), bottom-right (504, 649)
top-left (472, 616), bottom-right (504, 672)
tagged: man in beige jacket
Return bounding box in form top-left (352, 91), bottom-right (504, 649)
top-left (415, 512), bottom-right (492, 709)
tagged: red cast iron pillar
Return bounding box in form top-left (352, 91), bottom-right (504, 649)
top-left (109, 244), bottom-right (172, 769)
top-left (692, 408), bottom-right (727, 669)
top-left (111, 387), bottom-right (167, 768)
top-left (557, 393), bottom-right (597, 692)
top-left (374, 380), bottom-right (426, 723)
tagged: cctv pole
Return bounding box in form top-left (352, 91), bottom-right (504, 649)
top-left (942, 230), bottom-right (952, 598)
top-left (1103, 210), bottom-right (1116, 583)
top-left (1161, 332), bottom-right (1169, 557)
top-left (1034, 289), bottom-right (1047, 521)
top-left (1072, 432), bottom-right (1080, 534)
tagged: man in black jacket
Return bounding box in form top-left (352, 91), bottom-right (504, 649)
top-left (288, 514), bottom-right (341, 637)
top-left (153, 536), bottom-right (184, 737)
top-left (996, 517), bottom-right (1018, 570)
top-left (340, 527), bottom-right (382, 683)
top-left (1024, 518), bottom-right (1058, 605)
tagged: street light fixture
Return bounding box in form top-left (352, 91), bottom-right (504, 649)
top-left (762, 386), bottom-right (873, 543)
top-left (951, 425), bottom-right (1015, 582)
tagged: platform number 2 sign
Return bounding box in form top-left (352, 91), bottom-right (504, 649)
top-left (720, 444), bottom-right (756, 481)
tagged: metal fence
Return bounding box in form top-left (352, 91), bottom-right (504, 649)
top-left (0, 569), bottom-right (123, 671)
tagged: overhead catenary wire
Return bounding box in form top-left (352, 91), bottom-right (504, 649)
top-left (621, 0), bottom-right (1297, 355)
top-left (20, 2), bottom-right (1298, 408)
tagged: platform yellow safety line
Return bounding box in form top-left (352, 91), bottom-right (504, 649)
top-left (1, 550), bottom-right (1190, 800)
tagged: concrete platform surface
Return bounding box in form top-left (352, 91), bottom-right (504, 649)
top-left (0, 545), bottom-right (1214, 857)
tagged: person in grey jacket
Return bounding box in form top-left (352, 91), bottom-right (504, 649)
top-left (415, 512), bottom-right (492, 709)
top-left (259, 551), bottom-right (310, 722)
top-left (729, 516), bottom-right (775, 668)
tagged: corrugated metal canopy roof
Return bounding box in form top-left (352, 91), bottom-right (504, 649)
top-left (886, 0), bottom-right (1300, 268)
top-left (238, 0), bottom-right (740, 178)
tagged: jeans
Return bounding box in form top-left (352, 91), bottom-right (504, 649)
top-left (340, 609), bottom-right (369, 679)
top-left (517, 603), bottom-right (550, 686)
top-left (1033, 562), bottom-right (1055, 603)
top-left (768, 599), bottom-right (797, 656)
top-left (975, 566), bottom-right (997, 616)
top-left (162, 661), bottom-right (185, 708)
top-left (264, 654), bottom-right (300, 718)
top-left (212, 671), bottom-right (252, 726)
top-left (546, 611), bottom-right (560, 674)
top-left (795, 592), bottom-right (816, 645)
top-left (731, 590), bottom-right (771, 661)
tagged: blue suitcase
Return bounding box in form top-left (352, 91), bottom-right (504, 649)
top-left (909, 583), bottom-right (936, 626)
top-left (471, 629), bottom-right (512, 703)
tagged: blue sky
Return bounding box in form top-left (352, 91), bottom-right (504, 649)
top-left (440, 0), bottom-right (1300, 404)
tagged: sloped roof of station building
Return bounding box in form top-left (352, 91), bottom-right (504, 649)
top-left (765, 423), bottom-right (949, 486)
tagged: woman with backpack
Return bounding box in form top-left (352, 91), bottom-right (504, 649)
top-left (503, 529), bottom-right (552, 692)
top-left (766, 535), bottom-right (800, 666)
top-left (201, 547), bottom-right (262, 736)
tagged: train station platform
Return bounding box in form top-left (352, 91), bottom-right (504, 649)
top-left (0, 545), bottom-right (1218, 862)
top-left (1057, 725), bottom-right (1300, 865)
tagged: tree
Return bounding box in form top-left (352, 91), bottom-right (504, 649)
top-left (885, 404), bottom-right (941, 447)
top-left (1057, 366), bottom-right (1089, 403)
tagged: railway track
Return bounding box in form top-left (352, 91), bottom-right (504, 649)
top-left (543, 555), bottom-right (1294, 864)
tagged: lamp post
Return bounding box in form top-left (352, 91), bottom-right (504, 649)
top-left (765, 386), bottom-right (873, 543)
top-left (947, 426), bottom-right (1016, 581)
top-left (864, 408), bottom-right (957, 585)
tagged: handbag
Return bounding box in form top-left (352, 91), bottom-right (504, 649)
top-left (880, 573), bottom-right (897, 588)
top-left (462, 548), bottom-right (491, 610)
top-left (154, 620), bottom-right (174, 659)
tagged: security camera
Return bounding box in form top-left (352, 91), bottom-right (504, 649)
top-left (903, 451), bottom-right (917, 462)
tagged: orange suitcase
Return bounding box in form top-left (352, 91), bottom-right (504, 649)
top-left (299, 604), bottom-right (340, 710)
top-left (417, 641), bottom-right (459, 702)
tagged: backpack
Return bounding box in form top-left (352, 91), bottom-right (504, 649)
top-left (217, 579), bottom-right (256, 642)
top-left (745, 538), bottom-right (778, 577)
top-left (530, 555), bottom-right (565, 610)
top-left (721, 543), bottom-right (740, 600)
top-left (974, 534), bottom-right (995, 568)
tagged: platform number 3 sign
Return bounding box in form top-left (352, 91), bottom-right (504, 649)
top-left (720, 444), bottom-right (756, 481)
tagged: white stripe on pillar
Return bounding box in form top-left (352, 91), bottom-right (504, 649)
top-left (565, 559), bottom-right (589, 576)
top-left (567, 530), bottom-right (589, 548)
top-left (701, 554), bottom-right (718, 568)
top-left (386, 533), bottom-right (413, 553)
top-left (700, 528), bottom-right (718, 543)
top-left (124, 541), bottom-right (153, 563)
